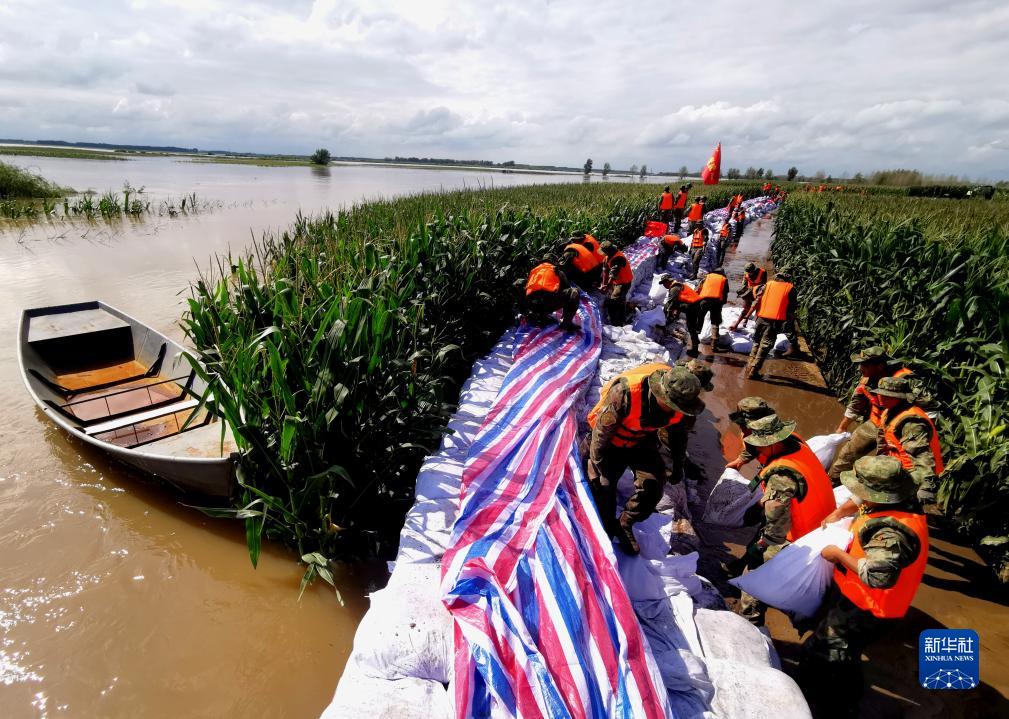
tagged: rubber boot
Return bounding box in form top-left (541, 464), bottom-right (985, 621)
top-left (616, 512), bottom-right (640, 555)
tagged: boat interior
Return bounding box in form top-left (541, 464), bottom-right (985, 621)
top-left (24, 303), bottom-right (216, 451)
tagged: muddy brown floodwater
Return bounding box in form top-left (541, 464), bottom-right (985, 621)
top-left (686, 213), bottom-right (1009, 718)
top-left (0, 155), bottom-right (586, 718)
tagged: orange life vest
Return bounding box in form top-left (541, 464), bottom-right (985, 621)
top-left (745, 268), bottom-right (767, 288)
top-left (756, 280), bottom-right (793, 321)
top-left (607, 251), bottom-right (634, 286)
top-left (758, 439), bottom-right (835, 541)
top-left (676, 285), bottom-right (701, 304)
top-left (674, 191), bottom-right (689, 209)
top-left (834, 510), bottom-right (928, 618)
top-left (855, 367), bottom-right (913, 426)
top-left (564, 243), bottom-right (600, 273)
top-left (882, 406), bottom-right (945, 475)
top-left (691, 229), bottom-right (706, 249)
top-left (661, 234), bottom-right (683, 249)
top-left (719, 223), bottom-right (731, 239)
top-left (525, 262), bottom-right (561, 295)
top-left (687, 203), bottom-right (703, 222)
top-left (587, 363), bottom-right (684, 448)
top-left (582, 234), bottom-right (606, 263)
top-left (698, 273), bottom-right (727, 301)
top-left (659, 192), bottom-right (674, 210)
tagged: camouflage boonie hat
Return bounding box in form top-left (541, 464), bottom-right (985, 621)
top-left (649, 366), bottom-right (704, 416)
top-left (728, 396), bottom-right (775, 427)
top-left (743, 413), bottom-right (796, 446)
top-left (599, 240), bottom-right (616, 254)
top-left (872, 375), bottom-right (915, 400)
top-left (659, 273), bottom-right (675, 284)
top-left (743, 262), bottom-right (758, 273)
top-left (841, 456), bottom-right (914, 504)
top-left (850, 345), bottom-right (892, 364)
top-left (675, 358), bottom-right (714, 391)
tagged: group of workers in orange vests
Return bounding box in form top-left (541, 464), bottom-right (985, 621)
top-left (518, 193), bottom-right (939, 716)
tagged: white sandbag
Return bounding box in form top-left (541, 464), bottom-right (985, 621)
top-left (648, 276), bottom-right (670, 304)
top-left (729, 331), bottom-right (753, 354)
top-left (701, 468), bottom-right (760, 527)
top-left (729, 520), bottom-right (853, 621)
top-left (632, 306), bottom-right (667, 334)
top-left (806, 432), bottom-right (850, 470)
top-left (323, 658), bottom-right (454, 719)
top-left (833, 484), bottom-right (853, 508)
top-left (396, 497), bottom-right (457, 563)
top-left (693, 608), bottom-right (777, 669)
top-left (352, 562), bottom-right (453, 683)
top-left (773, 334), bottom-right (790, 353)
top-left (706, 658), bottom-right (812, 719)
top-left (414, 458), bottom-right (464, 502)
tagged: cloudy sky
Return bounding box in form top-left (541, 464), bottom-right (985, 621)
top-left (1, 0), bottom-right (1007, 178)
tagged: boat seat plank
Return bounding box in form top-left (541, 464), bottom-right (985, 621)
top-left (28, 308), bottom-right (129, 344)
top-left (144, 420), bottom-right (239, 458)
top-left (84, 399), bottom-right (199, 435)
top-left (55, 360), bottom-right (150, 392)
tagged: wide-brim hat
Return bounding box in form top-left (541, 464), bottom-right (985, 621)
top-left (675, 358), bottom-right (714, 391)
top-left (871, 384), bottom-right (915, 400)
top-left (850, 346), bottom-right (893, 364)
top-left (729, 396), bottom-right (774, 427)
top-left (840, 456), bottom-right (915, 504)
top-left (743, 413), bottom-right (796, 446)
top-left (648, 367), bottom-right (704, 416)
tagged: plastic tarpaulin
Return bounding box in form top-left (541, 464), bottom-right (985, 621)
top-left (441, 296), bottom-right (672, 719)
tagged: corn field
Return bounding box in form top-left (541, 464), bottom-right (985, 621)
top-left (182, 182), bottom-right (763, 578)
top-left (773, 193), bottom-right (1009, 580)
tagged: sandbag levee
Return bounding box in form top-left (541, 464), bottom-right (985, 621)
top-left (441, 295), bottom-right (673, 719)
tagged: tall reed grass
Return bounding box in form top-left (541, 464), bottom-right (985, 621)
top-left (773, 193), bottom-right (1009, 579)
top-left (182, 182), bottom-right (763, 578)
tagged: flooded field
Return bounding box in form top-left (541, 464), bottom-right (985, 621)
top-left (0, 156), bottom-right (585, 718)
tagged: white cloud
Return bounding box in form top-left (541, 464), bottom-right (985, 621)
top-left (0, 0), bottom-right (1006, 178)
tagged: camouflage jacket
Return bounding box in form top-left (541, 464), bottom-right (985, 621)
top-left (853, 505), bottom-right (923, 588)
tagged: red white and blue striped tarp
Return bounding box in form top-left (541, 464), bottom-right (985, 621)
top-left (441, 296), bottom-right (672, 719)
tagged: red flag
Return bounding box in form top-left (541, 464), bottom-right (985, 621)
top-left (701, 142), bottom-right (721, 185)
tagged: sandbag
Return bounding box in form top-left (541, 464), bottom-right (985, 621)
top-left (396, 497), bottom-right (457, 563)
top-left (351, 562), bottom-right (453, 684)
top-left (693, 608), bottom-right (777, 669)
top-left (729, 520), bottom-right (853, 621)
top-left (323, 658), bottom-right (454, 719)
top-left (833, 484), bottom-right (853, 508)
top-left (633, 306), bottom-right (667, 334)
top-left (706, 658), bottom-right (812, 719)
top-left (806, 432), bottom-right (851, 470)
top-left (702, 468), bottom-right (760, 527)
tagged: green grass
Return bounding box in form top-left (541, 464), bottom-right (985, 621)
top-left (181, 182), bottom-right (765, 579)
top-left (0, 160), bottom-right (69, 199)
top-left (772, 193), bottom-right (1009, 578)
top-left (0, 145), bottom-right (127, 161)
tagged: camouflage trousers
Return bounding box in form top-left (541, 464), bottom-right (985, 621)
top-left (746, 317), bottom-right (800, 372)
top-left (800, 588), bottom-right (896, 718)
top-left (525, 287), bottom-right (580, 327)
top-left (737, 540), bottom-right (786, 626)
top-left (828, 420), bottom-right (879, 485)
top-left (584, 438), bottom-right (666, 533)
top-left (604, 282), bottom-right (631, 326)
top-left (689, 248), bottom-right (704, 279)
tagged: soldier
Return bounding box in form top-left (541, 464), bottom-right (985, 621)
top-left (559, 235), bottom-right (605, 290)
top-left (658, 274), bottom-right (702, 356)
top-left (657, 233), bottom-right (687, 269)
top-left (658, 186), bottom-right (675, 223)
top-left (585, 365), bottom-right (704, 554)
top-left (873, 375), bottom-right (944, 503)
top-left (744, 270), bottom-right (798, 379)
top-left (672, 184), bottom-right (691, 232)
top-left (687, 196), bottom-right (705, 231)
top-left (520, 259), bottom-right (580, 331)
top-left (802, 456), bottom-right (929, 718)
top-left (675, 357), bottom-right (715, 393)
top-left (688, 225), bottom-right (709, 280)
top-left (716, 221), bottom-right (732, 266)
top-left (697, 267), bottom-right (729, 352)
top-left (730, 414), bottom-right (836, 626)
top-left (732, 205), bottom-right (747, 242)
top-left (600, 241), bottom-right (634, 326)
top-left (729, 262), bottom-right (767, 331)
top-left (827, 346), bottom-right (914, 485)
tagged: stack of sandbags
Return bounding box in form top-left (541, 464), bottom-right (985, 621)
top-left (702, 468), bottom-right (761, 528)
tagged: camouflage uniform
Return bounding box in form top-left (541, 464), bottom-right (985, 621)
top-left (736, 440), bottom-right (804, 625)
top-left (585, 367), bottom-right (703, 552)
top-left (521, 264), bottom-right (580, 328)
top-left (662, 281), bottom-right (702, 353)
top-left (827, 347), bottom-right (918, 484)
top-left (874, 376), bottom-right (941, 502)
top-left (801, 456), bottom-right (925, 718)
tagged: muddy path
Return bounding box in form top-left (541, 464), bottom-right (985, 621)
top-left (681, 213), bottom-right (1009, 718)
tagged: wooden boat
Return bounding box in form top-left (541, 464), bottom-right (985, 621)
top-left (18, 301), bottom-right (237, 497)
